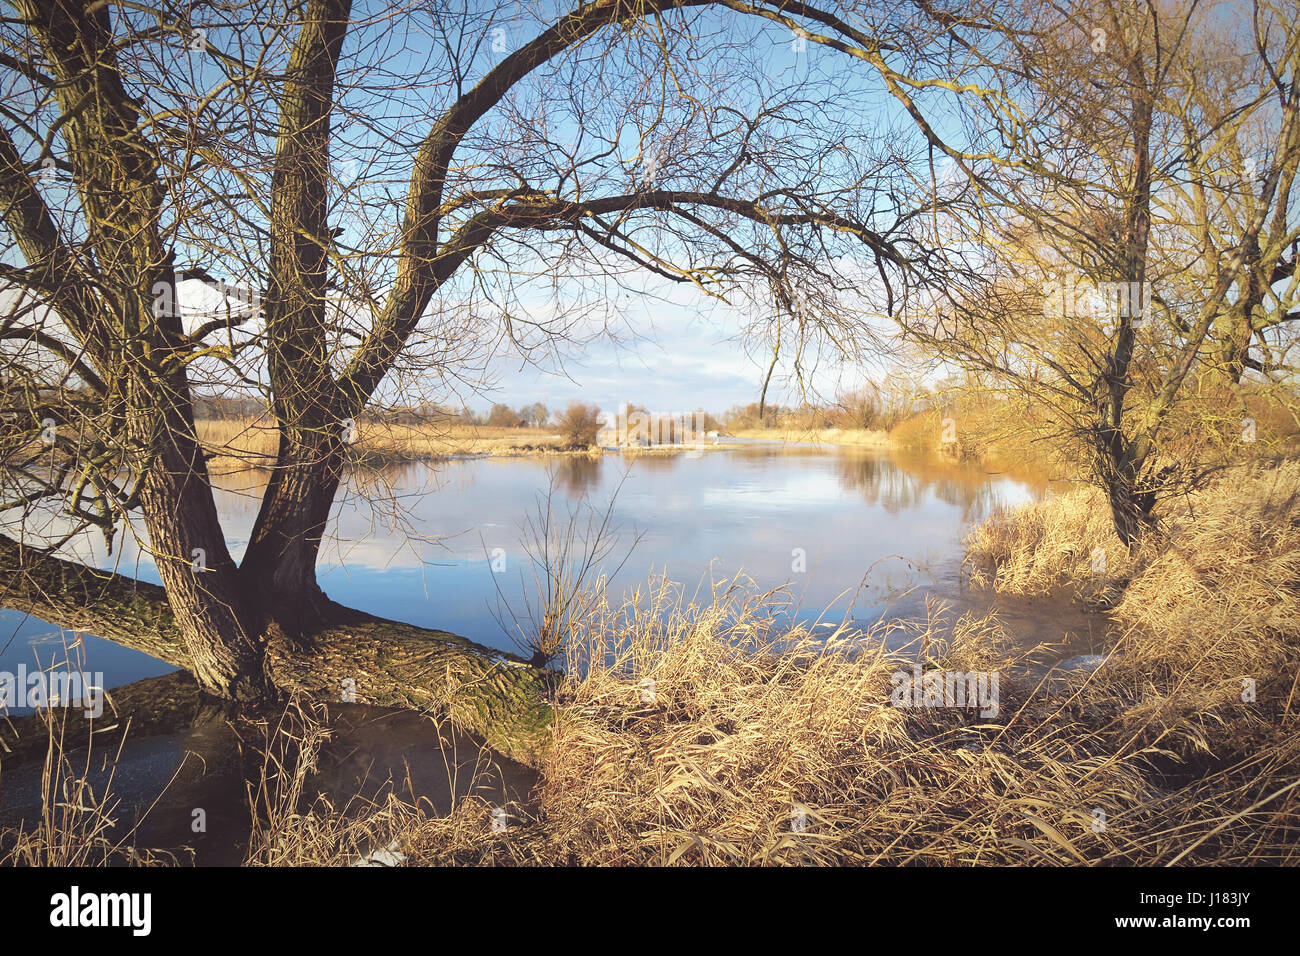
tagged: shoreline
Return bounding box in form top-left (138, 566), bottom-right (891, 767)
top-left (197, 419), bottom-right (904, 469)
top-left (723, 426), bottom-right (893, 448)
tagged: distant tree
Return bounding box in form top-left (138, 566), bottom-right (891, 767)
top-left (487, 403), bottom-right (523, 427)
top-left (724, 402), bottom-right (788, 430)
top-left (836, 385), bottom-right (881, 429)
top-left (559, 402), bottom-right (602, 447)
top-left (695, 408), bottom-right (722, 433)
top-left (521, 402), bottom-right (549, 427)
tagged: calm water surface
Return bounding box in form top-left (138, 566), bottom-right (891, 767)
top-left (2, 443), bottom-right (1091, 689)
top-left (1, 443), bottom-right (1112, 861)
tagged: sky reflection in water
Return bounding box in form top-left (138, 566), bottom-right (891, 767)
top-left (0, 445), bottom-right (1046, 691)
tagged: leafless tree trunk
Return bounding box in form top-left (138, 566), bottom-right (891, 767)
top-left (0, 0), bottom-right (943, 757)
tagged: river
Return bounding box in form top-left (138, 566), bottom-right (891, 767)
top-left (0, 442), bottom-right (1108, 862)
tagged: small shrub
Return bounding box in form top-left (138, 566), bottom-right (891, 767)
top-left (559, 402), bottom-right (601, 447)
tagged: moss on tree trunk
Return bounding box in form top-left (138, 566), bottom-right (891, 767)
top-left (0, 535), bottom-right (555, 767)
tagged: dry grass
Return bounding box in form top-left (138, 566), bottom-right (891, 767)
top-left (1112, 462), bottom-right (1300, 652)
top-left (394, 568), bottom-right (1298, 864)
top-left (443, 462), bottom-right (1298, 865)
top-left (726, 426), bottom-right (891, 447)
top-left (1, 690), bottom-right (529, 867)
top-left (1099, 462), bottom-right (1300, 745)
top-left (963, 484), bottom-right (1137, 604)
top-left (235, 697), bottom-right (546, 867)
top-left (194, 415), bottom-right (279, 465)
top-left (954, 461), bottom-right (1300, 859)
top-left (0, 707), bottom-right (178, 866)
top-left (965, 460), bottom-right (1300, 610)
top-left (348, 422), bottom-right (572, 460)
top-left (238, 699), bottom-right (438, 867)
top-left (523, 589), bottom-right (1105, 865)
top-left (195, 416), bottom-right (582, 470)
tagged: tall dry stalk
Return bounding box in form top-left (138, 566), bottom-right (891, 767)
top-left (489, 469), bottom-right (642, 666)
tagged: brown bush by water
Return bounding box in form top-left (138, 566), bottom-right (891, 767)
top-left (558, 402), bottom-right (602, 448)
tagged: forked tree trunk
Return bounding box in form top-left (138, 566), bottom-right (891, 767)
top-left (240, 426), bottom-right (347, 626)
top-left (128, 371), bottom-right (273, 701)
top-left (1093, 58), bottom-right (1158, 551)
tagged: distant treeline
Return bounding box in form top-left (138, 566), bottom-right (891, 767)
top-left (192, 395), bottom-right (271, 420)
top-left (721, 378), bottom-right (946, 432)
top-left (190, 382), bottom-right (961, 435)
top-left (192, 394), bottom-right (538, 427)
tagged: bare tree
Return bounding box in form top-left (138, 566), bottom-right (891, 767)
top-left (848, 0), bottom-right (1300, 544)
top-left (0, 0), bottom-right (944, 760)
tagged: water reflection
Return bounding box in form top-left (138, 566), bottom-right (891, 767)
top-left (834, 450), bottom-right (1037, 522)
top-left (1, 444), bottom-right (1057, 688)
top-left (554, 455), bottom-right (601, 496)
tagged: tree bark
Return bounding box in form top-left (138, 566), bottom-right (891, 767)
top-left (1102, 467), bottom-right (1157, 548)
top-left (0, 535), bottom-right (555, 767)
top-left (239, 427), bottom-right (346, 623)
top-left (128, 366), bottom-right (272, 701)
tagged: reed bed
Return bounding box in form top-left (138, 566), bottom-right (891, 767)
top-left (387, 566), bottom-right (1296, 865)
top-left (963, 484), bottom-right (1138, 604)
top-left (4, 463), bottom-right (1298, 865)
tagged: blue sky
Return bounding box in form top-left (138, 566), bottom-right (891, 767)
top-left (325, 0), bottom-right (910, 416)
top-left (1, 0), bottom-right (939, 417)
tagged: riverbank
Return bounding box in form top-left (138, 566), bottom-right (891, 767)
top-left (725, 415), bottom-right (1068, 488)
top-left (4, 460), bottom-right (1294, 865)
top-left (197, 418), bottom-right (747, 469)
top-left (724, 425), bottom-right (892, 447)
top-left (197, 418), bottom-right (580, 467)
top-left (724, 407), bottom-right (1069, 477)
top-left (195, 412), bottom-right (1040, 472)
top-left (196, 414), bottom-right (1007, 472)
top-left (414, 460), bottom-right (1300, 864)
